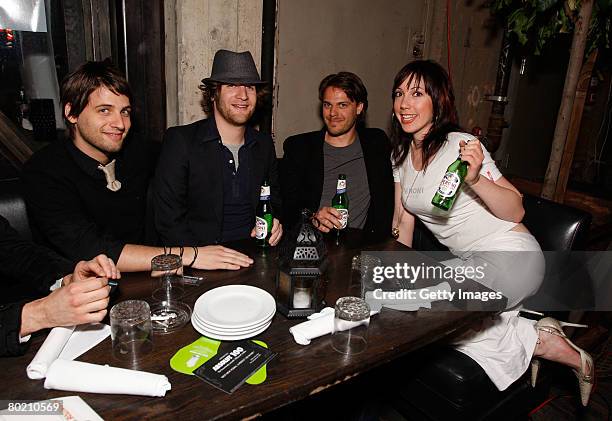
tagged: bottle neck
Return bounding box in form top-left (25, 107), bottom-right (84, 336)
top-left (260, 185), bottom-right (271, 200)
top-left (336, 178), bottom-right (346, 193)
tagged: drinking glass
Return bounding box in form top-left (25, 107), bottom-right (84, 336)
top-left (150, 254), bottom-right (191, 333)
top-left (151, 254), bottom-right (184, 301)
top-left (110, 300), bottom-right (153, 361)
top-left (331, 296), bottom-right (370, 355)
top-left (349, 254), bottom-right (383, 298)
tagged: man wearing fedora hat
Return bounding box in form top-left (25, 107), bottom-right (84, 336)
top-left (154, 50), bottom-right (283, 246)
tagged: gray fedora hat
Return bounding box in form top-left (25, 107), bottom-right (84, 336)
top-left (201, 49), bottom-right (266, 85)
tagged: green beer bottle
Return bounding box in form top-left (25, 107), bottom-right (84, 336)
top-left (255, 181), bottom-right (273, 247)
top-left (431, 155), bottom-right (468, 211)
top-left (331, 174), bottom-right (349, 242)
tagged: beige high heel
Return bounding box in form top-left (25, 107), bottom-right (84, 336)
top-left (531, 317), bottom-right (594, 406)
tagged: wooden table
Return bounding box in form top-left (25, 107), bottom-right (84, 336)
top-left (0, 230), bottom-right (503, 420)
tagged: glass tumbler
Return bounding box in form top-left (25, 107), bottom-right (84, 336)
top-left (349, 254), bottom-right (383, 298)
top-left (110, 300), bottom-right (153, 361)
top-left (150, 254), bottom-right (191, 333)
top-left (331, 296), bottom-right (371, 355)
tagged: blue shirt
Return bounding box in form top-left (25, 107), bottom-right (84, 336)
top-left (220, 133), bottom-right (258, 242)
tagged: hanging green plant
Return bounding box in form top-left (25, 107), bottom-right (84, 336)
top-left (490, 0), bottom-right (611, 56)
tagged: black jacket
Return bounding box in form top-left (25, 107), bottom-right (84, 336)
top-left (281, 127), bottom-right (394, 238)
top-left (154, 117), bottom-right (280, 245)
top-left (0, 216), bottom-right (71, 357)
top-left (23, 136), bottom-right (154, 263)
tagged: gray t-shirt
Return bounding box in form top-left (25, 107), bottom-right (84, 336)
top-left (319, 136), bottom-right (370, 229)
top-left (224, 142), bottom-right (242, 170)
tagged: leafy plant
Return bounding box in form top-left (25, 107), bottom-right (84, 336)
top-left (490, 0), bottom-right (611, 56)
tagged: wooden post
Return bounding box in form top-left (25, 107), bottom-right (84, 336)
top-left (553, 49), bottom-right (598, 203)
top-left (541, 0), bottom-right (594, 200)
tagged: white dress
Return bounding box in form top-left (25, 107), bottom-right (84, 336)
top-left (393, 132), bottom-right (545, 390)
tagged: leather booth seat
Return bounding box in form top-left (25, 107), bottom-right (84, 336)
top-left (393, 193), bottom-right (592, 420)
top-left (0, 178), bottom-right (31, 239)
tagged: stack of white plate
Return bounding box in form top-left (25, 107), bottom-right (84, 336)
top-left (191, 285), bottom-right (276, 341)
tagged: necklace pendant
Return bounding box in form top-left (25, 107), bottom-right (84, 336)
top-left (391, 227), bottom-right (400, 239)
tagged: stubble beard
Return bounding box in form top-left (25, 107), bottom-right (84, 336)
top-left (75, 125), bottom-right (124, 158)
top-left (216, 99), bottom-right (255, 127)
top-left (325, 117), bottom-right (357, 138)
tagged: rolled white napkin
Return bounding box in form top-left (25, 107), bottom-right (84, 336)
top-left (289, 307), bottom-right (379, 346)
top-left (365, 281), bottom-right (452, 312)
top-left (44, 359), bottom-right (171, 397)
top-left (27, 326), bottom-right (75, 379)
top-left (289, 308), bottom-right (335, 345)
top-left (26, 324), bottom-right (111, 380)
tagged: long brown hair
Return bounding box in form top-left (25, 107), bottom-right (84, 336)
top-left (390, 60), bottom-right (461, 171)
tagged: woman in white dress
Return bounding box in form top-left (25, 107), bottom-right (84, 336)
top-left (390, 60), bottom-right (593, 405)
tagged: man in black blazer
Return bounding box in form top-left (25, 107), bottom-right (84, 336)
top-left (281, 72), bottom-right (394, 238)
top-left (154, 50), bottom-right (283, 248)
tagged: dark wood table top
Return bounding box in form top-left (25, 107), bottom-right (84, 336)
top-left (0, 230), bottom-right (502, 420)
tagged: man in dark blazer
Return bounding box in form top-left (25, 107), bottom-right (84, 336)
top-left (281, 72), bottom-right (394, 238)
top-left (154, 50), bottom-right (283, 248)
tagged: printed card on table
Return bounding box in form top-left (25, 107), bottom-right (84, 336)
top-left (193, 340), bottom-right (276, 394)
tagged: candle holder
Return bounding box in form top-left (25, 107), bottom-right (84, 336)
top-left (275, 210), bottom-right (328, 318)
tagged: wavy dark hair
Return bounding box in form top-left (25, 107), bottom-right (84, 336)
top-left (390, 60), bottom-right (461, 171)
top-left (318, 71), bottom-right (368, 124)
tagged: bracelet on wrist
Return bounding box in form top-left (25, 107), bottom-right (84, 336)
top-left (188, 246), bottom-right (198, 268)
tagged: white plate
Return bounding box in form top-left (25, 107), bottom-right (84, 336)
top-left (191, 316), bottom-right (271, 336)
top-left (191, 312), bottom-right (273, 334)
top-left (194, 285), bottom-right (275, 329)
top-left (193, 312), bottom-right (274, 333)
top-left (192, 319), bottom-right (272, 341)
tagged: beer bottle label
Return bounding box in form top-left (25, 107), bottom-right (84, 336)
top-left (255, 216), bottom-right (268, 239)
top-left (436, 172), bottom-right (461, 198)
top-left (260, 185), bottom-right (271, 200)
top-left (337, 208), bottom-right (349, 229)
top-left (336, 179), bottom-right (346, 193)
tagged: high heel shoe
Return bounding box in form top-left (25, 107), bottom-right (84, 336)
top-left (531, 317), bottom-right (594, 406)
top-left (531, 317), bottom-right (589, 387)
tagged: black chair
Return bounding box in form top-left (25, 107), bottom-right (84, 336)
top-left (0, 178), bottom-right (31, 239)
top-left (522, 194), bottom-right (591, 250)
top-left (392, 193), bottom-right (592, 420)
